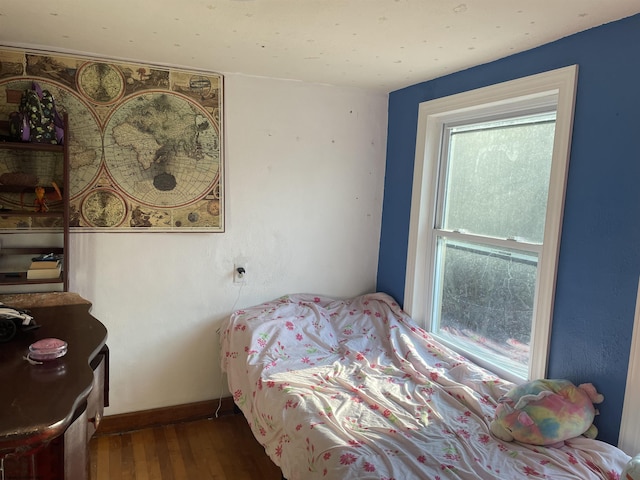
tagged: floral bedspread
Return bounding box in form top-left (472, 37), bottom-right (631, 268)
top-left (220, 293), bottom-right (629, 480)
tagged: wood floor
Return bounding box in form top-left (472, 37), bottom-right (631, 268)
top-left (89, 414), bottom-right (283, 480)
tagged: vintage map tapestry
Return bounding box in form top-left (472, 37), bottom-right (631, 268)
top-left (0, 48), bottom-right (223, 231)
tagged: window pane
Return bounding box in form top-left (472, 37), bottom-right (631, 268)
top-left (432, 237), bottom-right (537, 377)
top-left (442, 115), bottom-right (555, 243)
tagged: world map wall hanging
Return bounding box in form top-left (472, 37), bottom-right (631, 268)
top-left (0, 48), bottom-right (224, 232)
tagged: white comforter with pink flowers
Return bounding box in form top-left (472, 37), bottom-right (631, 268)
top-left (220, 293), bottom-right (629, 480)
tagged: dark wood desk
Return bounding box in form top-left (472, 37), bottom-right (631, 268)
top-left (0, 301), bottom-right (108, 480)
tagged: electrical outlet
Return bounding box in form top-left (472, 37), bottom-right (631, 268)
top-left (234, 264), bottom-right (247, 284)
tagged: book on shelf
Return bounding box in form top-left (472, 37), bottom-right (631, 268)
top-left (26, 263), bottom-right (62, 280)
top-left (28, 259), bottom-right (61, 270)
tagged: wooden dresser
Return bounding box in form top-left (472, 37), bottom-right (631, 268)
top-left (0, 293), bottom-right (108, 480)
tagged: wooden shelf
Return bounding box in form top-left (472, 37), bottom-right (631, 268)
top-left (0, 271), bottom-right (63, 285)
top-left (0, 247), bottom-right (64, 285)
top-left (0, 209), bottom-right (64, 217)
top-left (0, 114), bottom-right (69, 291)
top-left (0, 185), bottom-right (63, 194)
top-left (0, 140), bottom-right (64, 153)
top-left (1, 247), bottom-right (63, 255)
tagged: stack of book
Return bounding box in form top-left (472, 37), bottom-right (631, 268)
top-left (26, 256), bottom-right (62, 280)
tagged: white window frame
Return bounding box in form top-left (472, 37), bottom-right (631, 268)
top-left (404, 65), bottom-right (578, 382)
top-left (618, 276), bottom-right (640, 455)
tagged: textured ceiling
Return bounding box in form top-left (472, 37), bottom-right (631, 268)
top-left (1, 0), bottom-right (639, 93)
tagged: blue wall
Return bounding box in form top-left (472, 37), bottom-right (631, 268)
top-left (377, 13), bottom-right (640, 446)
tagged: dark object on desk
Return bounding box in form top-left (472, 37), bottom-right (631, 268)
top-left (0, 317), bottom-right (16, 342)
top-left (0, 305), bottom-right (38, 342)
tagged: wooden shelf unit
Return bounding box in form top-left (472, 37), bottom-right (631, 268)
top-left (0, 114), bottom-right (69, 292)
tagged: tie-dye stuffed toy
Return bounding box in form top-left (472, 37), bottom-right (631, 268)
top-left (489, 379), bottom-right (603, 447)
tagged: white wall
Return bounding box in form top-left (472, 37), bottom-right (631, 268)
top-left (69, 74), bottom-right (388, 416)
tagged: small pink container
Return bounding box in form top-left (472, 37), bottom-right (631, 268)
top-left (29, 338), bottom-right (67, 361)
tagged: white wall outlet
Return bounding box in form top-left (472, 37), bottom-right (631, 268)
top-left (234, 264), bottom-right (247, 284)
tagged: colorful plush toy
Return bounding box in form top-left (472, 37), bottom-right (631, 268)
top-left (489, 379), bottom-right (603, 447)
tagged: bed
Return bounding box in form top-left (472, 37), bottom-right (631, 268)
top-left (220, 292), bottom-right (630, 479)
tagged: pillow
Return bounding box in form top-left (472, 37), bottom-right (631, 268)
top-left (489, 379), bottom-right (602, 446)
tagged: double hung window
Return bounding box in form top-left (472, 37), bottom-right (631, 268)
top-left (404, 66), bottom-right (578, 382)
